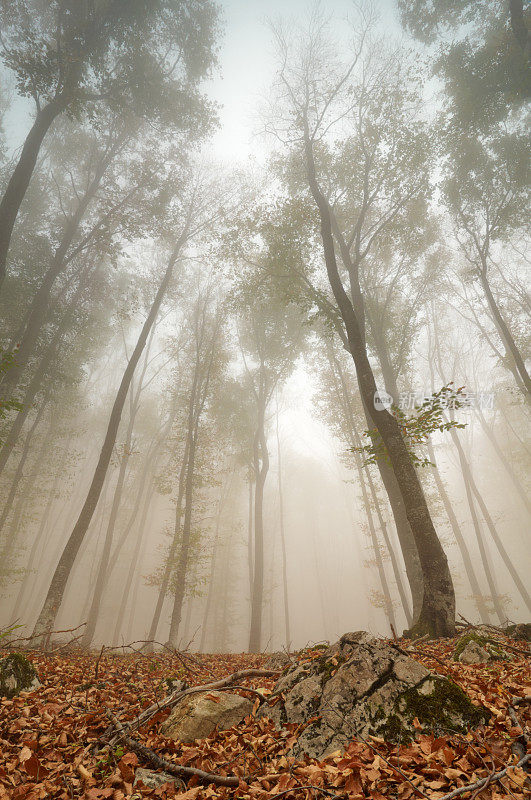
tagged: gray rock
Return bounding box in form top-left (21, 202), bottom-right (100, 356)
top-left (0, 653), bottom-right (41, 699)
top-left (458, 641), bottom-right (490, 664)
top-left (263, 652), bottom-right (292, 671)
top-left (160, 690), bottom-right (253, 742)
top-left (133, 768), bottom-right (185, 791)
top-left (258, 631), bottom-right (489, 759)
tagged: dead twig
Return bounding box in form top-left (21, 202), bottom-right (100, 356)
top-left (433, 754), bottom-right (530, 800)
top-left (99, 668), bottom-right (279, 749)
top-left (104, 710), bottom-right (241, 787)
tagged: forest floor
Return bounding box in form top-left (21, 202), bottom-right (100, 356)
top-left (0, 633), bottom-right (529, 800)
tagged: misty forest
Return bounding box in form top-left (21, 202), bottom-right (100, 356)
top-left (0, 1), bottom-right (529, 798)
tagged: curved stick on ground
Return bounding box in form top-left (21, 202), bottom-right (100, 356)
top-left (100, 668), bottom-right (279, 748)
top-left (434, 754), bottom-right (530, 800)
top-left (105, 710), bottom-right (241, 787)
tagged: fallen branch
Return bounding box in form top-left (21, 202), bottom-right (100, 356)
top-left (433, 754), bottom-right (530, 800)
top-left (100, 668), bottom-right (279, 748)
top-left (105, 710), bottom-right (240, 787)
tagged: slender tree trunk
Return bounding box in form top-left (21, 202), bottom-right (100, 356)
top-left (11, 453), bottom-right (64, 621)
top-left (0, 101), bottom-right (64, 292)
top-left (145, 436), bottom-right (189, 645)
top-left (474, 406), bottom-right (531, 515)
top-left (112, 474), bottom-right (155, 645)
top-left (0, 399), bottom-right (47, 537)
top-left (247, 474), bottom-right (254, 600)
top-left (478, 264), bottom-right (531, 398)
top-left (275, 408), bottom-right (291, 650)
top-left (248, 389), bottom-right (269, 652)
top-left (166, 430), bottom-right (197, 647)
top-left (425, 438), bottom-right (492, 625)
top-left (304, 130), bottom-right (455, 636)
top-left (354, 453), bottom-right (397, 632)
top-left (199, 468), bottom-right (235, 652)
top-left (30, 241), bottom-right (183, 646)
top-left (81, 326), bottom-right (156, 648)
top-left (454, 431), bottom-right (531, 615)
top-left (0, 259), bottom-right (96, 476)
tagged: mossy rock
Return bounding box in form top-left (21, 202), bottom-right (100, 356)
top-left (259, 631), bottom-right (490, 758)
top-left (505, 623), bottom-right (531, 642)
top-left (0, 653), bottom-right (41, 699)
top-left (453, 631), bottom-right (507, 662)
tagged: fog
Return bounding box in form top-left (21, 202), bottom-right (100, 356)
top-left (0, 0), bottom-right (529, 653)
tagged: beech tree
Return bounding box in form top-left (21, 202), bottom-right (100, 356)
top-left (0, 0), bottom-right (219, 291)
top-left (267, 13), bottom-right (456, 636)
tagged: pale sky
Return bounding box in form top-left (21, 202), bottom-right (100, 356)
top-left (207, 0), bottom-right (400, 162)
top-left (2, 0), bottom-right (400, 162)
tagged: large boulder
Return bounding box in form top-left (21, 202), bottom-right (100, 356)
top-left (160, 690), bottom-right (252, 742)
top-left (0, 653), bottom-right (41, 699)
top-left (258, 632), bottom-right (489, 759)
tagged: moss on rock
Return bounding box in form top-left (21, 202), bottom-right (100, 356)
top-left (0, 652), bottom-right (41, 699)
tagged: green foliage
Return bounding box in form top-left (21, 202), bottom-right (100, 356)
top-left (398, 0), bottom-right (530, 131)
top-left (355, 384), bottom-right (468, 468)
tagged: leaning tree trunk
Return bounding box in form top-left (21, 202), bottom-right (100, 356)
top-left (248, 389), bottom-right (269, 652)
top-left (478, 261), bottom-right (531, 398)
top-left (0, 100), bottom-right (65, 292)
top-left (474, 406), bottom-right (531, 515)
top-left (328, 346), bottom-right (414, 626)
top-left (448, 424), bottom-right (531, 615)
top-left (29, 242), bottom-right (183, 647)
top-left (304, 130), bottom-right (455, 637)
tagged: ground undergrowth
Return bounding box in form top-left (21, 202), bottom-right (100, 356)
top-left (0, 633), bottom-right (529, 799)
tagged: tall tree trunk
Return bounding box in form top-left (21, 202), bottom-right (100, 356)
top-left (474, 406), bottom-right (531, 515)
top-left (365, 334), bottom-right (423, 622)
top-left (328, 345), bottom-right (414, 625)
top-left (354, 452), bottom-right (397, 632)
top-left (29, 241), bottom-right (184, 647)
top-left (477, 263), bottom-right (531, 398)
top-left (166, 430), bottom-right (197, 647)
top-left (425, 438), bottom-right (492, 625)
top-left (248, 389), bottom-right (269, 652)
top-left (449, 426), bottom-right (531, 615)
top-left (247, 474), bottom-right (254, 600)
top-left (304, 130), bottom-right (455, 637)
top-left (112, 474), bottom-right (155, 645)
top-left (81, 325), bottom-right (156, 648)
top-left (0, 399), bottom-right (47, 538)
top-left (0, 258), bottom-right (96, 476)
top-left (199, 467), bottom-right (235, 652)
top-left (275, 408), bottom-right (291, 650)
top-left (145, 436), bottom-right (189, 645)
top-left (0, 101), bottom-right (65, 292)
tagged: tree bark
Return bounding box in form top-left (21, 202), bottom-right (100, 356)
top-left (248, 386), bottom-right (269, 652)
top-left (304, 129), bottom-right (455, 637)
top-left (0, 101), bottom-right (64, 292)
top-left (275, 408), bottom-right (291, 650)
top-left (29, 241), bottom-right (183, 647)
